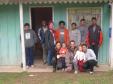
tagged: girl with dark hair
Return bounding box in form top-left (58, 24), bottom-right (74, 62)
top-left (52, 42), bottom-right (61, 72)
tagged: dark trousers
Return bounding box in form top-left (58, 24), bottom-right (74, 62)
top-left (52, 57), bottom-right (57, 69)
top-left (42, 44), bottom-right (48, 63)
top-left (47, 49), bottom-right (54, 65)
top-left (84, 60), bottom-right (97, 72)
top-left (90, 45), bottom-right (99, 59)
top-left (53, 57), bottom-right (66, 71)
top-left (57, 57), bottom-right (66, 69)
top-left (25, 47), bottom-right (34, 66)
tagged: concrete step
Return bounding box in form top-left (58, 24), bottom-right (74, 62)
top-left (94, 64), bottom-right (111, 71)
top-left (0, 66), bottom-right (23, 72)
top-left (0, 64), bottom-right (111, 72)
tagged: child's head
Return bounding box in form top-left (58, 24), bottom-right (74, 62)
top-left (78, 44), bottom-right (83, 51)
top-left (62, 42), bottom-right (66, 48)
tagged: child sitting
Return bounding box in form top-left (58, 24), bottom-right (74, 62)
top-left (57, 42), bottom-right (68, 71)
top-left (73, 45), bottom-right (86, 74)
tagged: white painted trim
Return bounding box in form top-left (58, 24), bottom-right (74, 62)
top-left (101, 7), bottom-right (103, 29)
top-left (29, 6), bottom-right (54, 29)
top-left (29, 7), bottom-right (32, 29)
top-left (110, 3), bottom-right (113, 69)
top-left (66, 8), bottom-right (69, 29)
top-left (19, 0), bottom-right (26, 71)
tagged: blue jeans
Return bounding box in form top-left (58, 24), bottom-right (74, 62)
top-left (47, 49), bottom-right (54, 65)
top-left (25, 47), bottom-right (34, 66)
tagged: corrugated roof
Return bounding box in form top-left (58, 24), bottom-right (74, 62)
top-left (0, 0), bottom-right (112, 5)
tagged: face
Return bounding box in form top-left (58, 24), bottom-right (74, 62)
top-left (82, 45), bottom-right (87, 52)
top-left (71, 24), bottom-right (76, 30)
top-left (24, 26), bottom-right (29, 31)
top-left (59, 23), bottom-right (65, 29)
top-left (49, 22), bottom-right (53, 30)
top-left (70, 42), bottom-right (75, 49)
top-left (42, 21), bottom-right (47, 27)
top-left (56, 43), bottom-right (61, 50)
top-left (79, 46), bottom-right (83, 51)
top-left (62, 43), bottom-right (66, 48)
top-left (80, 20), bottom-right (85, 25)
top-left (92, 19), bottom-right (97, 25)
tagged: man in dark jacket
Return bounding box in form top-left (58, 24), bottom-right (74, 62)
top-left (86, 17), bottom-right (103, 59)
top-left (38, 20), bottom-right (55, 65)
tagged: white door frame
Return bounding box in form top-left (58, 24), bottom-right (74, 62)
top-left (19, 0), bottom-right (26, 71)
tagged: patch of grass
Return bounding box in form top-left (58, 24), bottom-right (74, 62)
top-left (0, 72), bottom-right (28, 84)
top-left (0, 71), bottom-right (112, 84)
top-left (76, 71), bottom-right (113, 84)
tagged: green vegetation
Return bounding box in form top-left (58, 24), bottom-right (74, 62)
top-left (0, 71), bottom-right (113, 84)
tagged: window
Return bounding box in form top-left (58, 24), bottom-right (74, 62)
top-left (68, 7), bottom-right (101, 29)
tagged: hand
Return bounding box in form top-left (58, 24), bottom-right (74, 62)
top-left (83, 60), bottom-right (86, 63)
top-left (57, 55), bottom-right (60, 59)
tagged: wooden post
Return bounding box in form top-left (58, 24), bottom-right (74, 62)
top-left (19, 0), bottom-right (26, 71)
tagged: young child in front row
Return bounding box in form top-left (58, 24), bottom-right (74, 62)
top-left (73, 44), bottom-right (86, 74)
top-left (57, 42), bottom-right (68, 71)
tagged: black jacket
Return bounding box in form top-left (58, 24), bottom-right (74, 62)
top-left (88, 25), bottom-right (101, 45)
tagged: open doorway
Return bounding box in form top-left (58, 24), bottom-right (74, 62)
top-left (31, 7), bottom-right (53, 67)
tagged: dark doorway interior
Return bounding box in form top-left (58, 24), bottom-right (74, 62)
top-left (31, 7), bottom-right (52, 30)
top-left (31, 7), bottom-right (53, 61)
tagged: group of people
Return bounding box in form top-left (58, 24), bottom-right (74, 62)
top-left (24, 17), bottom-right (103, 74)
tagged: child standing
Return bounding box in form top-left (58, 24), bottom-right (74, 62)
top-left (57, 42), bottom-right (68, 71)
top-left (73, 45), bottom-right (86, 74)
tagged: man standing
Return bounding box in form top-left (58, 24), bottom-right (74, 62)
top-left (46, 21), bottom-right (56, 65)
top-left (78, 19), bottom-right (88, 43)
top-left (69, 23), bottom-right (81, 46)
top-left (86, 17), bottom-right (103, 59)
top-left (38, 20), bottom-right (55, 65)
top-left (38, 20), bottom-right (48, 64)
top-left (24, 23), bottom-right (37, 68)
top-left (55, 21), bottom-right (69, 46)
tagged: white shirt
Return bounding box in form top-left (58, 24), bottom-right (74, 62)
top-left (74, 51), bottom-right (86, 61)
top-left (85, 49), bottom-right (97, 61)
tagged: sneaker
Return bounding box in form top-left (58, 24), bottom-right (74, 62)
top-left (43, 62), bottom-right (47, 64)
top-left (74, 71), bottom-right (78, 74)
top-left (26, 66), bottom-right (29, 69)
top-left (89, 71), bottom-right (94, 74)
top-left (53, 68), bottom-right (56, 72)
top-left (31, 65), bottom-right (34, 68)
top-left (96, 64), bottom-right (99, 67)
top-left (62, 69), bottom-right (65, 72)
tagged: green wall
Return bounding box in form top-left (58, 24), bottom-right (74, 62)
top-left (0, 3), bottom-right (110, 65)
top-left (23, 3), bottom-right (110, 64)
top-left (99, 4), bottom-right (110, 64)
top-left (0, 5), bottom-right (21, 65)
